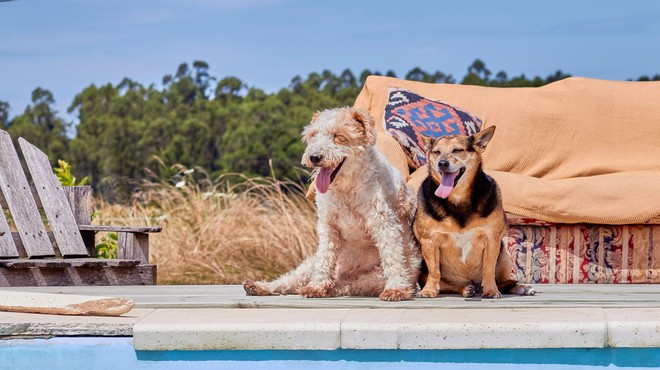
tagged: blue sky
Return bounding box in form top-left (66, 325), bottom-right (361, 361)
top-left (1, 0), bottom-right (660, 120)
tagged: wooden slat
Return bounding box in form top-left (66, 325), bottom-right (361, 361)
top-left (62, 186), bottom-right (93, 225)
top-left (0, 259), bottom-right (102, 268)
top-left (0, 258), bottom-right (141, 268)
top-left (19, 138), bottom-right (89, 257)
top-left (0, 130), bottom-right (53, 257)
top-left (118, 232), bottom-right (150, 264)
top-left (62, 186), bottom-right (96, 256)
top-left (7, 231), bottom-right (60, 259)
top-left (0, 264), bottom-right (156, 286)
top-left (78, 225), bottom-right (162, 233)
top-left (0, 185), bottom-right (42, 209)
top-left (0, 208), bottom-right (18, 258)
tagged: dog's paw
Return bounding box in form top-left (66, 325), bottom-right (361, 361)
top-left (482, 288), bottom-right (502, 299)
top-left (511, 284), bottom-right (536, 296)
top-left (380, 288), bottom-right (413, 301)
top-left (461, 284), bottom-right (476, 298)
top-left (299, 281), bottom-right (334, 298)
top-left (242, 279), bottom-right (271, 296)
top-left (415, 288), bottom-right (438, 299)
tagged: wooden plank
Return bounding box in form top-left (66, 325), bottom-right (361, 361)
top-left (8, 231), bottom-right (60, 258)
top-left (0, 258), bottom-right (140, 268)
top-left (62, 186), bottom-right (92, 224)
top-left (0, 208), bottom-right (18, 258)
top-left (62, 186), bottom-right (96, 256)
top-left (8, 231), bottom-right (28, 258)
top-left (0, 130), bottom-right (53, 257)
top-left (80, 230), bottom-right (96, 257)
top-left (0, 185), bottom-right (42, 209)
top-left (0, 264), bottom-right (156, 286)
top-left (118, 232), bottom-right (150, 264)
top-left (7, 228), bottom-right (152, 260)
top-left (78, 225), bottom-right (162, 233)
top-left (0, 259), bottom-right (101, 268)
top-left (19, 138), bottom-right (89, 257)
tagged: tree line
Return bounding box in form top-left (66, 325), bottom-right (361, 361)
top-left (1, 59), bottom-right (658, 201)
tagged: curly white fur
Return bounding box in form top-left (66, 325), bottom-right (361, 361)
top-left (243, 107), bottom-right (421, 301)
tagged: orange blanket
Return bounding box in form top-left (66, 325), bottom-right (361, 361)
top-left (354, 76), bottom-right (660, 224)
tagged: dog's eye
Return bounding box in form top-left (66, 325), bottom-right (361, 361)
top-left (431, 150), bottom-right (441, 155)
top-left (333, 134), bottom-right (348, 144)
top-left (302, 131), bottom-right (317, 142)
top-left (452, 148), bottom-right (464, 153)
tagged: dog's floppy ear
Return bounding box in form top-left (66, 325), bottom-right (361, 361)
top-left (420, 135), bottom-right (436, 151)
top-left (471, 126), bottom-right (495, 152)
top-left (351, 108), bottom-right (376, 146)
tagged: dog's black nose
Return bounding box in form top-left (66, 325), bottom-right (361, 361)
top-left (310, 154), bottom-right (323, 165)
top-left (438, 159), bottom-right (450, 170)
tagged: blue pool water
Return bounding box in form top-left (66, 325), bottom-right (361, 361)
top-left (1, 337), bottom-right (659, 370)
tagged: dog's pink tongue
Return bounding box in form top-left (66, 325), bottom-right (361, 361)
top-left (435, 172), bottom-right (457, 199)
top-left (316, 167), bottom-right (332, 194)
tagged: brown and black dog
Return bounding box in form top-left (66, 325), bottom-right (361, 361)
top-left (414, 126), bottom-right (535, 299)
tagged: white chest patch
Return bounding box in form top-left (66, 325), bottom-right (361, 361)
top-left (451, 230), bottom-right (476, 263)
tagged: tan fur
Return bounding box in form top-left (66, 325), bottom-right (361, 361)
top-left (243, 107), bottom-right (421, 301)
top-left (415, 127), bottom-right (535, 299)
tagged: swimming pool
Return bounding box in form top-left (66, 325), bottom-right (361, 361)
top-left (2, 285), bottom-right (659, 370)
top-left (2, 337), bottom-right (659, 370)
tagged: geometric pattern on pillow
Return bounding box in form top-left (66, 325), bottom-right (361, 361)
top-left (383, 88), bottom-right (483, 168)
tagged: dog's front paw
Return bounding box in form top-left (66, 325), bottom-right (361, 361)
top-left (482, 288), bottom-right (502, 299)
top-left (415, 288), bottom-right (438, 299)
top-left (380, 288), bottom-right (413, 301)
top-left (511, 284), bottom-right (536, 296)
top-left (243, 279), bottom-right (271, 296)
top-left (461, 284), bottom-right (476, 298)
top-left (299, 280), bottom-right (334, 298)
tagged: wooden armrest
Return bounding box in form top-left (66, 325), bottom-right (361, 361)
top-left (78, 225), bottom-right (162, 233)
top-left (0, 258), bottom-right (141, 268)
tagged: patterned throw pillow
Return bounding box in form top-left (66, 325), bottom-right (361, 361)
top-left (384, 88), bottom-right (483, 168)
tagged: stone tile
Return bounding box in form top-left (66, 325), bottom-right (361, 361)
top-left (398, 308), bottom-right (607, 349)
top-left (341, 309), bottom-right (403, 349)
top-left (604, 308), bottom-right (660, 347)
top-left (0, 308), bottom-right (154, 336)
top-left (133, 308), bottom-right (349, 350)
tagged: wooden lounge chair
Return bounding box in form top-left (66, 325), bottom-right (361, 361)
top-left (0, 130), bottom-right (159, 286)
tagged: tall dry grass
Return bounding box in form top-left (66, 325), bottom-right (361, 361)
top-left (95, 166), bottom-right (318, 284)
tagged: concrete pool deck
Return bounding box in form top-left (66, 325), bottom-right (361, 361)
top-left (0, 284), bottom-right (659, 351)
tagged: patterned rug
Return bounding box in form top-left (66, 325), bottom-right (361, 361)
top-left (384, 88), bottom-right (483, 168)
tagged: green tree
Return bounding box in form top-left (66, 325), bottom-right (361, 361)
top-left (192, 60), bottom-right (215, 98)
top-left (215, 77), bottom-right (245, 103)
top-left (68, 83), bottom-right (118, 195)
top-left (406, 67), bottom-right (432, 82)
top-left (8, 60), bottom-right (654, 203)
top-left (7, 88), bottom-right (68, 163)
top-left (0, 100), bottom-right (9, 128)
top-left (461, 59), bottom-right (490, 86)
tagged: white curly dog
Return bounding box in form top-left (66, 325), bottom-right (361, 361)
top-left (243, 107), bottom-right (421, 301)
